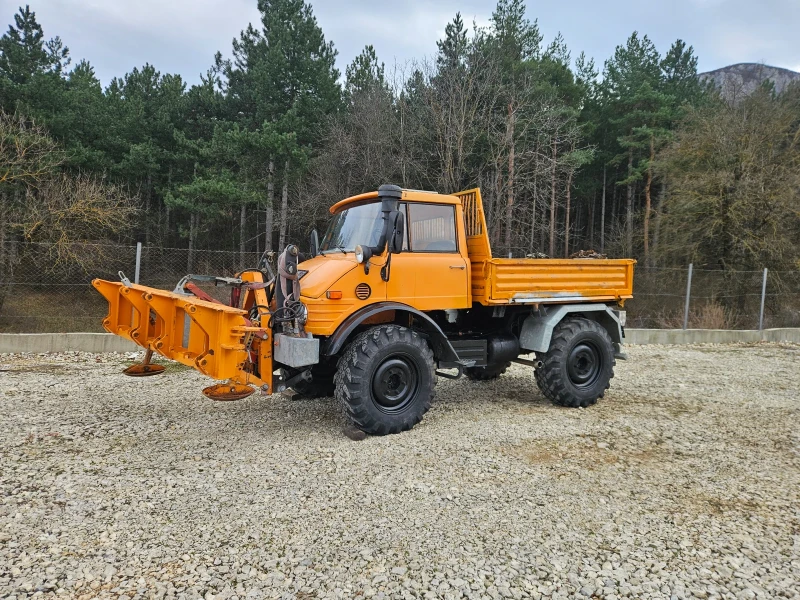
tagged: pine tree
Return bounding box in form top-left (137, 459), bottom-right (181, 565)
top-left (345, 45), bottom-right (385, 99)
top-left (437, 12), bottom-right (468, 73)
top-left (486, 0), bottom-right (544, 254)
top-left (0, 4), bottom-right (70, 130)
top-left (217, 0), bottom-right (342, 251)
top-left (602, 32), bottom-right (661, 254)
top-left (0, 5), bottom-right (69, 88)
top-left (219, 0), bottom-right (341, 137)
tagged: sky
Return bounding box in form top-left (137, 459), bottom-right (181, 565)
top-left (2, 0), bottom-right (798, 87)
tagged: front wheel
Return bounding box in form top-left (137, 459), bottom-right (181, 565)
top-left (535, 317), bottom-right (615, 408)
top-left (334, 325), bottom-right (436, 435)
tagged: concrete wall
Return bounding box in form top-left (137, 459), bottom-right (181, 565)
top-left (2, 329), bottom-right (799, 354)
top-left (0, 333), bottom-right (138, 354)
top-left (625, 328), bottom-right (800, 345)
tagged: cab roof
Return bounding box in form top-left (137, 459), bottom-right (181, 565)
top-left (329, 189), bottom-right (461, 214)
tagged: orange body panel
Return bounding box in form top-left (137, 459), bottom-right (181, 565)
top-left (302, 193), bottom-right (472, 336)
top-left (476, 258), bottom-right (634, 304)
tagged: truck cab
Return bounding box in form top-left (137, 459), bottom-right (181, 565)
top-left (299, 188), bottom-right (472, 339)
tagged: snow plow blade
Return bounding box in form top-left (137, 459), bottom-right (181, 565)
top-left (92, 279), bottom-right (249, 382)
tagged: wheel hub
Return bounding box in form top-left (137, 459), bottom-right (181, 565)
top-left (567, 342), bottom-right (601, 388)
top-left (372, 356), bottom-right (419, 412)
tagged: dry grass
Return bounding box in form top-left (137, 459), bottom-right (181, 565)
top-left (0, 286), bottom-right (106, 333)
top-left (691, 301), bottom-right (736, 329)
top-left (655, 300), bottom-right (737, 329)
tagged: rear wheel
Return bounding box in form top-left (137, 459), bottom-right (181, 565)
top-left (535, 317), bottom-right (615, 408)
top-left (465, 361), bottom-right (511, 381)
top-left (334, 325), bottom-right (436, 435)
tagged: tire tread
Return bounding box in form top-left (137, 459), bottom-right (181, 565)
top-left (334, 324), bottom-right (435, 435)
top-left (534, 317), bottom-right (615, 408)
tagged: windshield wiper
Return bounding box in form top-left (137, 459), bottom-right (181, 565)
top-left (324, 246), bottom-right (347, 254)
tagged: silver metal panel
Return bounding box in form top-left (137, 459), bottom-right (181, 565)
top-left (510, 296), bottom-right (588, 304)
top-left (274, 334), bottom-right (320, 368)
top-left (519, 304), bottom-right (624, 353)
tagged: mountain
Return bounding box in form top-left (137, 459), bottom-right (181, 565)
top-left (701, 63), bottom-right (800, 102)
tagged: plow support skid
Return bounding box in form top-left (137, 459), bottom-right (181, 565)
top-left (93, 279), bottom-right (249, 381)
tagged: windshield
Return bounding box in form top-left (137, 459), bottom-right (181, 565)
top-left (320, 202), bottom-right (384, 253)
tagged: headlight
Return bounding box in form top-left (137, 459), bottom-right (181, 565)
top-left (355, 245), bottom-right (365, 264)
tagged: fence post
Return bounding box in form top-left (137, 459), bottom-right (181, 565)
top-left (758, 267), bottom-right (768, 331)
top-left (134, 242), bottom-right (142, 285)
top-left (683, 263), bottom-right (693, 330)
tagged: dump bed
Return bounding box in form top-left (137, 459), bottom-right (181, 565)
top-left (455, 189), bottom-right (635, 306)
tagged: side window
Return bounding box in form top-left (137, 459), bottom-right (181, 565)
top-left (407, 204), bottom-right (457, 253)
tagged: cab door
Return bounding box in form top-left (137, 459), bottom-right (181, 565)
top-left (388, 202), bottom-right (469, 311)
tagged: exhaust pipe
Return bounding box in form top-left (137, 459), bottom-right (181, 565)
top-left (512, 357), bottom-right (543, 369)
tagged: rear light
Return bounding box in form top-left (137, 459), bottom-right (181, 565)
top-left (326, 291), bottom-right (343, 300)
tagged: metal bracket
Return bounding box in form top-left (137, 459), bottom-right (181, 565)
top-left (492, 305), bottom-right (506, 318)
top-left (435, 364), bottom-right (463, 380)
top-left (275, 369), bottom-right (313, 393)
top-left (173, 274), bottom-right (244, 294)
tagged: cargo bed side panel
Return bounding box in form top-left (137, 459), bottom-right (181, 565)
top-left (485, 259), bottom-right (635, 304)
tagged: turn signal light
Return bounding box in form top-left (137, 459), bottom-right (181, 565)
top-left (326, 291), bottom-right (343, 299)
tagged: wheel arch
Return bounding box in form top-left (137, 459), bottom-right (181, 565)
top-left (323, 302), bottom-right (460, 362)
top-left (519, 304), bottom-right (624, 354)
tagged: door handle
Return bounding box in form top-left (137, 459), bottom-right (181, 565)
top-left (450, 265), bottom-right (466, 269)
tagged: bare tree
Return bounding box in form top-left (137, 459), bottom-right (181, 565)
top-left (0, 112), bottom-right (63, 188)
top-left (13, 174), bottom-right (138, 270)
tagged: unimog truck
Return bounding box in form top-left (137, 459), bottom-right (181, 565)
top-left (95, 185), bottom-right (634, 435)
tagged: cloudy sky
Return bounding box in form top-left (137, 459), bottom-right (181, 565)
top-left (4, 0), bottom-right (799, 86)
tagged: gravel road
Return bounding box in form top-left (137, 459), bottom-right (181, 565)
top-left (1, 343), bottom-right (799, 600)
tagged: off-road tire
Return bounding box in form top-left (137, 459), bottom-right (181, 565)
top-left (465, 361), bottom-right (511, 381)
top-left (535, 317), bottom-right (615, 408)
top-left (291, 360), bottom-right (337, 398)
top-left (334, 325), bottom-right (436, 435)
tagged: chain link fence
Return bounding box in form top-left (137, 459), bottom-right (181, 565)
top-left (1, 241), bottom-right (799, 333)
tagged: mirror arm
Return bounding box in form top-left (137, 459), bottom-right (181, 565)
top-left (380, 252), bottom-right (391, 282)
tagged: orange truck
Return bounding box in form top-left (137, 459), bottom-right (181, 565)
top-left (94, 185), bottom-right (634, 435)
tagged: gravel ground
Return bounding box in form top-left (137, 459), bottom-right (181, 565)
top-left (1, 343), bottom-right (799, 600)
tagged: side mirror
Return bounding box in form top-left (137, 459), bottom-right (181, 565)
top-left (388, 211), bottom-right (405, 254)
top-left (309, 229), bottom-right (319, 258)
